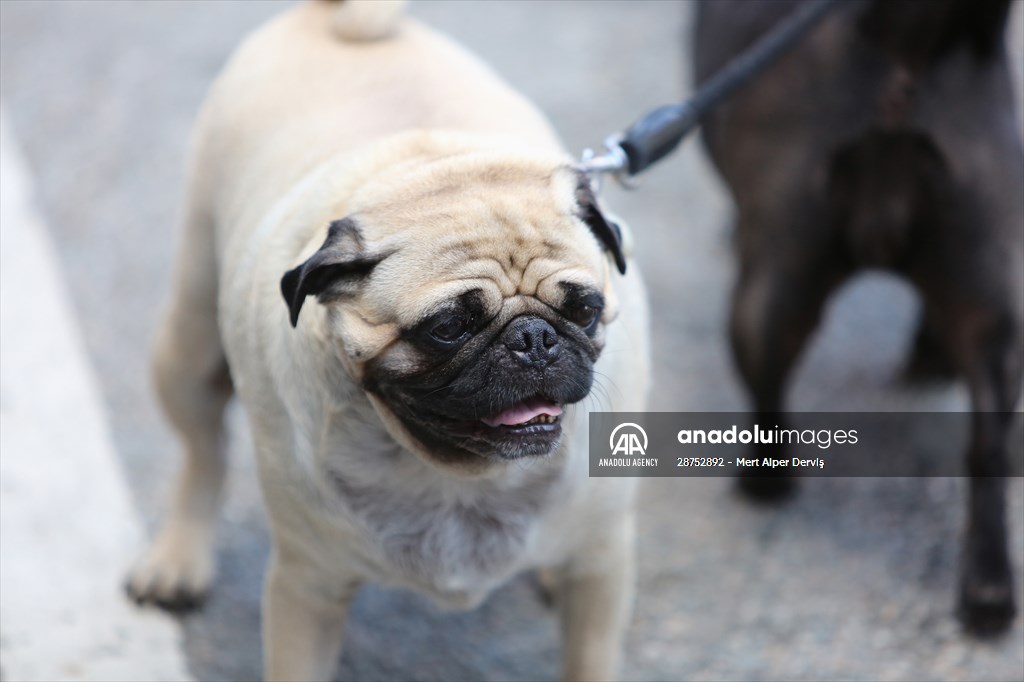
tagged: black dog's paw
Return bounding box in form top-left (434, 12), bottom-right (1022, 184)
top-left (959, 531), bottom-right (1017, 635)
top-left (736, 474), bottom-right (797, 502)
top-left (958, 573), bottom-right (1017, 636)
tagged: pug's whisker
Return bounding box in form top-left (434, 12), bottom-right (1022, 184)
top-left (422, 384), bottom-right (455, 399)
top-left (582, 383), bottom-right (611, 414)
top-left (591, 370), bottom-right (624, 404)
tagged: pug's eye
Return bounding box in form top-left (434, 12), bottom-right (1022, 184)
top-left (571, 304), bottom-right (601, 333)
top-left (429, 314), bottom-right (470, 344)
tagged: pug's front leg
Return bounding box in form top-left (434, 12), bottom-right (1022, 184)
top-left (263, 550), bottom-right (360, 682)
top-left (560, 514), bottom-right (636, 682)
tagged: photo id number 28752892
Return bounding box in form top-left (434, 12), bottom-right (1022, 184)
top-left (676, 457), bottom-right (726, 467)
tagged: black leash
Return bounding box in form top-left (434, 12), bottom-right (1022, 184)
top-left (580, 0), bottom-right (848, 186)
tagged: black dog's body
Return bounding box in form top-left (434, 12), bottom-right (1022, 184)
top-left (695, 0), bottom-right (1023, 633)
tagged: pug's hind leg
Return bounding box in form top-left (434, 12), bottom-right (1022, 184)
top-left (126, 202), bottom-right (232, 611)
top-left (560, 514), bottom-right (636, 682)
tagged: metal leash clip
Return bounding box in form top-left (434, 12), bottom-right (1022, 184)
top-left (579, 135), bottom-right (636, 193)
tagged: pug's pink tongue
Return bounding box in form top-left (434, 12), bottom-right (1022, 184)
top-left (481, 399), bottom-right (562, 427)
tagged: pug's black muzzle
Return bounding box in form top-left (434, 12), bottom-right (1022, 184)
top-left (368, 314), bottom-right (598, 461)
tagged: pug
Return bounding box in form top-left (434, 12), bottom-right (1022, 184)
top-left (125, 1), bottom-right (650, 680)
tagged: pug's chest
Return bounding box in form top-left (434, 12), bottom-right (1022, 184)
top-left (330, 472), bottom-right (558, 606)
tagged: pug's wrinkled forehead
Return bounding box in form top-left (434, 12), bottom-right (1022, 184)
top-left (280, 153), bottom-right (626, 367)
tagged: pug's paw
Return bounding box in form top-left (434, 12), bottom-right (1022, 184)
top-left (125, 526), bottom-right (213, 613)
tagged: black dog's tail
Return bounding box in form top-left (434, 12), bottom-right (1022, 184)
top-left (824, 0), bottom-right (1015, 267)
top-left (859, 0), bottom-right (1013, 70)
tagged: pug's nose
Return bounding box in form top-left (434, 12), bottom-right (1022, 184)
top-left (504, 317), bottom-right (560, 367)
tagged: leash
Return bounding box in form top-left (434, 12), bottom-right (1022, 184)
top-left (580, 0), bottom-right (847, 188)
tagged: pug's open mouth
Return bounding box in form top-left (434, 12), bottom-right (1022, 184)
top-left (480, 397), bottom-right (562, 430)
top-left (435, 395), bottom-right (565, 458)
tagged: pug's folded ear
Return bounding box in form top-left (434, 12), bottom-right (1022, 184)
top-left (574, 175), bottom-right (627, 275)
top-left (280, 218), bottom-right (387, 327)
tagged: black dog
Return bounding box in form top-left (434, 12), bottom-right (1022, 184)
top-left (695, 0), bottom-right (1022, 634)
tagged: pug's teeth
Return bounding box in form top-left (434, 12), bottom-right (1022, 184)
top-left (519, 414), bottom-right (559, 426)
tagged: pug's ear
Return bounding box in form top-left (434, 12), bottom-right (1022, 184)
top-left (280, 218), bottom-right (386, 327)
top-left (575, 175), bottom-right (627, 274)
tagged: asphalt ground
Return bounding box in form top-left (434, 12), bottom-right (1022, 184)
top-left (1, 1), bottom-right (1022, 680)
top-left (1, 112), bottom-right (193, 681)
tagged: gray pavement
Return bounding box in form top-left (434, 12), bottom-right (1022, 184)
top-left (0, 108), bottom-right (193, 682)
top-left (1, 1), bottom-right (1022, 680)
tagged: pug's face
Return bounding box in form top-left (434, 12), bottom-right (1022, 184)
top-left (281, 150), bottom-right (625, 471)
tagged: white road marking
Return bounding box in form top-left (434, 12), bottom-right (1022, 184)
top-left (0, 106), bottom-right (194, 682)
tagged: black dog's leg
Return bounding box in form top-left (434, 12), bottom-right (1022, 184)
top-left (904, 306), bottom-right (958, 382)
top-left (911, 209), bottom-right (1022, 633)
top-left (880, 126), bottom-right (1023, 633)
top-left (730, 220), bottom-right (847, 500)
top-left (956, 311), bottom-right (1021, 634)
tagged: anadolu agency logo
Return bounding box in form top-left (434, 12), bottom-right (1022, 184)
top-left (610, 422), bottom-right (648, 456)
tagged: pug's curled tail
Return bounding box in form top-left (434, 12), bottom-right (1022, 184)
top-left (329, 0), bottom-right (407, 42)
